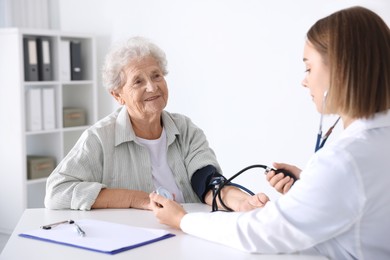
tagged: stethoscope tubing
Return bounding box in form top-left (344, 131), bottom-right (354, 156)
top-left (315, 116), bottom-right (340, 152)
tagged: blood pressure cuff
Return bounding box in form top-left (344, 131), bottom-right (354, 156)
top-left (191, 165), bottom-right (225, 203)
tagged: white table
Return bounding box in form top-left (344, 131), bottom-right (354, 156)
top-left (0, 204), bottom-right (328, 260)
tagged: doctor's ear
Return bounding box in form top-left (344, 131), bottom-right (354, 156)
top-left (111, 91), bottom-right (125, 105)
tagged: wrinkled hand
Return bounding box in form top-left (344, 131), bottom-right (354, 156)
top-left (266, 162), bottom-right (301, 194)
top-left (235, 193), bottom-right (270, 212)
top-left (149, 193), bottom-right (187, 229)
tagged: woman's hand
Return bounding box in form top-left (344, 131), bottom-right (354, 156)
top-left (266, 162), bottom-right (301, 194)
top-left (204, 186), bottom-right (270, 212)
top-left (149, 192), bottom-right (187, 229)
top-left (236, 192), bottom-right (270, 212)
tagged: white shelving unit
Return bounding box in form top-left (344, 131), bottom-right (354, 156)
top-left (0, 28), bottom-right (97, 233)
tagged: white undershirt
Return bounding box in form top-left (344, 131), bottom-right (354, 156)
top-left (136, 128), bottom-right (185, 203)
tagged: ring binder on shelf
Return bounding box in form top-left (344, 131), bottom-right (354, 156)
top-left (26, 88), bottom-right (42, 131)
top-left (70, 41), bottom-right (82, 80)
top-left (23, 37), bottom-right (39, 81)
top-left (37, 37), bottom-right (53, 81)
top-left (60, 40), bottom-right (71, 81)
top-left (42, 88), bottom-right (56, 130)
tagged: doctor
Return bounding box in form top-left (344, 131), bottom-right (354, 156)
top-left (150, 6), bottom-right (390, 259)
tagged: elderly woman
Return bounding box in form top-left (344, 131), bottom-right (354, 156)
top-left (45, 37), bottom-right (261, 211)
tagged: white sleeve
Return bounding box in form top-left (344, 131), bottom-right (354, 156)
top-left (181, 148), bottom-right (365, 253)
top-left (181, 203), bottom-right (314, 253)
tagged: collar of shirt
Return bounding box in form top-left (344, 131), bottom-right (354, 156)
top-left (339, 109), bottom-right (390, 139)
top-left (114, 106), bottom-right (180, 146)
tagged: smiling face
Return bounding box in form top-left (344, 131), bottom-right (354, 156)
top-left (112, 56), bottom-right (168, 120)
top-left (301, 41), bottom-right (330, 113)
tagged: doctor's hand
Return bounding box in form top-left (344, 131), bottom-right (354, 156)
top-left (149, 192), bottom-right (187, 230)
top-left (266, 162), bottom-right (301, 194)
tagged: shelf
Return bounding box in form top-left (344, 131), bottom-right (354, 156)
top-left (62, 80), bottom-right (94, 85)
top-left (24, 81), bottom-right (59, 86)
top-left (26, 129), bottom-right (61, 135)
top-left (0, 28), bottom-right (97, 233)
top-left (62, 125), bottom-right (89, 132)
top-left (27, 178), bottom-right (48, 185)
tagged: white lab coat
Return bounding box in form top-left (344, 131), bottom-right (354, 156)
top-left (181, 110), bottom-right (390, 260)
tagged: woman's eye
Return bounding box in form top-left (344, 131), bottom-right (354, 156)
top-left (153, 74), bottom-right (162, 80)
top-left (133, 79), bottom-right (143, 87)
top-left (304, 68), bottom-right (311, 73)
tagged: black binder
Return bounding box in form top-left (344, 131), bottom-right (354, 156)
top-left (23, 37), bottom-right (39, 81)
top-left (37, 37), bottom-right (53, 81)
top-left (70, 41), bottom-right (82, 80)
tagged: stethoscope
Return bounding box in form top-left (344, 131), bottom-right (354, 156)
top-left (209, 91), bottom-right (341, 212)
top-left (315, 91), bottom-right (341, 152)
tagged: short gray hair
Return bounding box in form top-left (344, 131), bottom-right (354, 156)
top-left (102, 36), bottom-right (168, 93)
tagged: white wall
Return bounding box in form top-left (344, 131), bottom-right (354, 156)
top-left (0, 0), bottom-right (50, 28)
top-left (57, 0), bottom-right (390, 199)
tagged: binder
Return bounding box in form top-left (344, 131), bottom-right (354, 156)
top-left (26, 88), bottom-right (42, 131)
top-left (37, 37), bottom-right (53, 81)
top-left (60, 40), bottom-right (71, 81)
top-left (23, 37), bottom-right (39, 81)
top-left (42, 88), bottom-right (56, 130)
top-left (70, 41), bottom-right (82, 80)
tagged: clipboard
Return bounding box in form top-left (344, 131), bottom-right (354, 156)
top-left (19, 219), bottom-right (175, 255)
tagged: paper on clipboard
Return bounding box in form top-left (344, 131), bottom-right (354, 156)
top-left (19, 219), bottom-right (175, 255)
